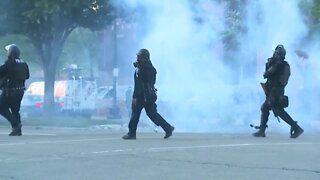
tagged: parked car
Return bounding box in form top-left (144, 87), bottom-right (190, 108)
top-left (95, 86), bottom-right (128, 118)
top-left (22, 79), bottom-right (97, 118)
top-left (20, 94), bottom-right (63, 117)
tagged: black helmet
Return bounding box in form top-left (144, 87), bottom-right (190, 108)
top-left (273, 44), bottom-right (286, 59)
top-left (137, 48), bottom-right (150, 60)
top-left (5, 44), bottom-right (20, 58)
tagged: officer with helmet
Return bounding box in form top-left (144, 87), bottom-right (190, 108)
top-left (0, 44), bottom-right (29, 136)
top-left (122, 48), bottom-right (174, 139)
top-left (252, 44), bottom-right (304, 138)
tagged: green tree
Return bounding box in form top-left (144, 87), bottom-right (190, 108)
top-left (58, 27), bottom-right (104, 79)
top-left (0, 0), bottom-right (116, 114)
top-left (221, 0), bottom-right (247, 84)
top-left (299, 0), bottom-right (320, 41)
top-left (222, 0), bottom-right (247, 53)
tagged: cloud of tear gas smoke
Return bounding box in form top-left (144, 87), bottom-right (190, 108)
top-left (243, 0), bottom-right (320, 133)
top-left (114, 0), bottom-right (319, 133)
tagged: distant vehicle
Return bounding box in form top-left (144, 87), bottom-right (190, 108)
top-left (61, 79), bottom-right (97, 117)
top-left (21, 94), bottom-right (63, 117)
top-left (95, 85), bottom-right (129, 118)
top-left (97, 86), bottom-right (111, 94)
top-left (21, 79), bottom-right (97, 117)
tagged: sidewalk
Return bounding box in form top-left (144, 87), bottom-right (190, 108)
top-left (0, 116), bottom-right (122, 128)
top-left (0, 116), bottom-right (158, 132)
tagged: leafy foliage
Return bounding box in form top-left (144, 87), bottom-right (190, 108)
top-left (58, 27), bottom-right (103, 79)
top-left (0, 0), bottom-right (117, 114)
top-left (299, 0), bottom-right (320, 39)
top-left (222, 0), bottom-right (247, 52)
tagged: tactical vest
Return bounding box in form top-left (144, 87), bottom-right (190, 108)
top-left (266, 61), bottom-right (290, 88)
top-left (278, 61), bottom-right (290, 87)
top-left (8, 59), bottom-right (29, 80)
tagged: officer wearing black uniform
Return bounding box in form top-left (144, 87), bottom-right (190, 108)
top-left (122, 49), bottom-right (174, 139)
top-left (0, 44), bottom-right (29, 136)
top-left (253, 45), bottom-right (304, 138)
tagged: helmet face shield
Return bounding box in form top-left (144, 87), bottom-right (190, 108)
top-left (5, 45), bottom-right (11, 51)
top-left (5, 44), bottom-right (20, 58)
top-left (273, 44), bottom-right (286, 59)
top-left (136, 49), bottom-right (150, 61)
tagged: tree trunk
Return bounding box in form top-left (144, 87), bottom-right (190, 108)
top-left (29, 27), bottom-right (75, 117)
top-left (43, 62), bottom-right (56, 116)
top-left (39, 42), bottom-right (62, 116)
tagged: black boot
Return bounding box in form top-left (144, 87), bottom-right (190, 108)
top-left (122, 132), bottom-right (136, 140)
top-left (252, 125), bottom-right (267, 137)
top-left (277, 110), bottom-right (304, 138)
top-left (164, 126), bottom-right (174, 139)
top-left (290, 122), bottom-right (304, 138)
top-left (9, 123), bottom-right (22, 136)
top-left (149, 113), bottom-right (174, 139)
top-left (253, 111), bottom-right (268, 138)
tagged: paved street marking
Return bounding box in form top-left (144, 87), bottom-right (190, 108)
top-left (0, 132), bottom-right (56, 136)
top-left (0, 137), bottom-right (119, 146)
top-left (87, 142), bottom-right (320, 154)
top-left (0, 141), bottom-right (319, 163)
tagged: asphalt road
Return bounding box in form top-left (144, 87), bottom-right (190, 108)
top-left (0, 126), bottom-right (319, 180)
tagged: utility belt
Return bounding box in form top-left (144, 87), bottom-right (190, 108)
top-left (3, 87), bottom-right (25, 91)
top-left (2, 87), bottom-right (25, 97)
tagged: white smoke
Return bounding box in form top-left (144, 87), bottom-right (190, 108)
top-left (241, 0), bottom-right (319, 132)
top-left (113, 0), bottom-right (319, 133)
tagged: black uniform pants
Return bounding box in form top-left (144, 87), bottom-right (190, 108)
top-left (128, 97), bottom-right (171, 135)
top-left (260, 99), bottom-right (296, 130)
top-left (0, 89), bottom-right (24, 128)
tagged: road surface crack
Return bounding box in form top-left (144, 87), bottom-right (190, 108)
top-left (134, 154), bottom-right (320, 175)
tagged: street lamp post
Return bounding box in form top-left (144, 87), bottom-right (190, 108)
top-left (110, 19), bottom-right (121, 119)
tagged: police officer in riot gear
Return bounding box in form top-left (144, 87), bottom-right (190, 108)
top-left (122, 48), bottom-right (174, 139)
top-left (253, 44), bottom-right (304, 138)
top-left (0, 44), bottom-right (29, 136)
